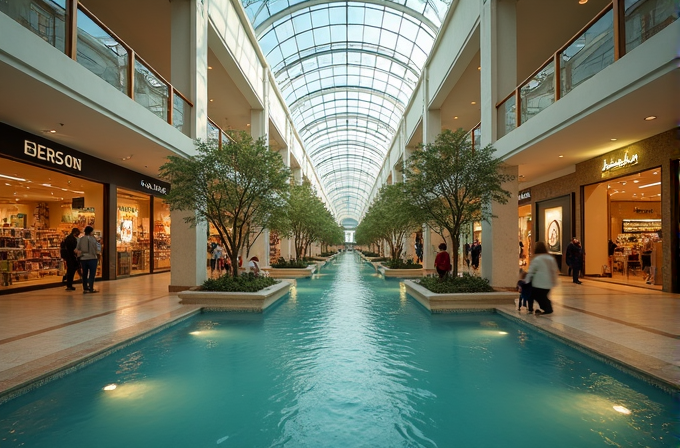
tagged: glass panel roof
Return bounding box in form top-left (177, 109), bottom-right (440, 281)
top-left (241, 0), bottom-right (449, 222)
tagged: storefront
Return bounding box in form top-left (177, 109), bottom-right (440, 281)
top-left (518, 188), bottom-right (532, 268)
top-left (525, 130), bottom-right (679, 292)
top-left (0, 122), bottom-right (171, 293)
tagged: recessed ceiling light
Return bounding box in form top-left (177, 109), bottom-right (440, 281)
top-left (621, 181), bottom-right (627, 185)
top-left (644, 115), bottom-right (657, 121)
top-left (610, 138), bottom-right (617, 141)
top-left (454, 116), bottom-right (458, 120)
top-left (653, 171), bottom-right (658, 175)
top-left (558, 155), bottom-right (564, 158)
top-left (471, 101), bottom-right (476, 105)
top-left (579, 0), bottom-right (588, 4)
top-left (209, 99), bottom-right (214, 102)
top-left (638, 181), bottom-right (661, 189)
top-left (208, 66), bottom-right (213, 70)
top-left (633, 180), bottom-right (639, 183)
top-left (477, 66), bottom-right (481, 70)
top-left (246, 123), bottom-right (251, 127)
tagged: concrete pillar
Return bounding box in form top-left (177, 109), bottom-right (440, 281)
top-left (481, 165), bottom-right (519, 288)
top-left (169, 0), bottom-right (208, 290)
top-left (251, 75), bottom-right (270, 143)
top-left (480, 0), bottom-right (517, 143)
top-left (421, 67), bottom-right (442, 270)
top-left (170, 210), bottom-right (208, 290)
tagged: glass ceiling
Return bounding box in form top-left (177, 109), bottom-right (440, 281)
top-left (241, 0), bottom-right (450, 222)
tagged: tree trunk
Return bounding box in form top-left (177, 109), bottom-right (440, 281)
top-left (451, 232), bottom-right (460, 277)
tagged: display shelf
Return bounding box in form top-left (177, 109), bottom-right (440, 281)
top-left (0, 227), bottom-right (67, 286)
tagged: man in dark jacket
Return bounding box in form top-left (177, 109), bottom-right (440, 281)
top-left (566, 237), bottom-right (583, 284)
top-left (62, 228), bottom-right (80, 291)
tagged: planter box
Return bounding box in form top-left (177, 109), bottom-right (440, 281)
top-left (177, 280), bottom-right (293, 312)
top-left (262, 264), bottom-right (316, 278)
top-left (378, 265), bottom-right (425, 278)
top-left (403, 280), bottom-right (516, 313)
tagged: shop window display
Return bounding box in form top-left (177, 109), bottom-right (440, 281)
top-left (116, 188), bottom-right (150, 276)
top-left (153, 197), bottom-right (171, 271)
top-left (0, 159), bottom-right (103, 289)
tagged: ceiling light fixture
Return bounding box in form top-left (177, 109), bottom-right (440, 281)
top-left (208, 66), bottom-right (213, 70)
top-left (454, 116), bottom-right (458, 120)
top-left (653, 171), bottom-right (658, 175)
top-left (638, 181), bottom-right (661, 189)
top-left (579, 0), bottom-right (588, 4)
top-left (471, 101), bottom-right (476, 105)
top-left (210, 99), bottom-right (214, 102)
top-left (633, 180), bottom-right (639, 183)
top-left (610, 138), bottom-right (617, 141)
top-left (558, 155), bottom-right (564, 158)
top-left (644, 115), bottom-right (657, 121)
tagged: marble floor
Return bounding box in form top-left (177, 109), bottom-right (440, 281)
top-left (0, 273), bottom-right (678, 403)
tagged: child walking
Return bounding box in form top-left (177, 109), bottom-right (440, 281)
top-left (517, 269), bottom-right (534, 312)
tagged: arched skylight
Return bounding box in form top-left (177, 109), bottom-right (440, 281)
top-left (242, 0), bottom-right (450, 222)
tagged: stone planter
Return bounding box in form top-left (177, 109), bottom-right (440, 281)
top-left (403, 280), bottom-right (516, 313)
top-left (378, 265), bottom-right (425, 278)
top-left (177, 280), bottom-right (293, 312)
top-left (262, 264), bottom-right (316, 278)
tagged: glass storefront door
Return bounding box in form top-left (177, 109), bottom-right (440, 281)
top-left (116, 188), bottom-right (150, 276)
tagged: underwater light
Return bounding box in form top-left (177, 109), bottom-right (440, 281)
top-left (190, 331), bottom-right (202, 335)
top-left (103, 384), bottom-right (117, 391)
top-left (613, 405), bottom-right (631, 415)
top-left (498, 331), bottom-right (508, 335)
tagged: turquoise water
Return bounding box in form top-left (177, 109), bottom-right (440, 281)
top-left (0, 253), bottom-right (677, 447)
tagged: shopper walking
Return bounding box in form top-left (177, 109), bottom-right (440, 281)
top-left (75, 226), bottom-right (100, 293)
top-left (524, 241), bottom-right (559, 315)
top-left (566, 238), bottom-right (583, 284)
top-left (434, 243), bottom-right (451, 280)
top-left (60, 227), bottom-right (80, 291)
top-left (470, 239), bottom-right (482, 270)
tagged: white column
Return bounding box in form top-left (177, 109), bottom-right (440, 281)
top-left (421, 67), bottom-right (442, 270)
top-left (478, 0), bottom-right (519, 288)
top-left (481, 165), bottom-right (519, 288)
top-left (169, 0), bottom-right (208, 290)
top-left (480, 0), bottom-right (517, 144)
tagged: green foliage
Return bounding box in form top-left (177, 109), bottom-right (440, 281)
top-left (405, 129), bottom-right (513, 276)
top-left (417, 273), bottom-right (495, 294)
top-left (281, 182), bottom-right (342, 259)
top-left (159, 133), bottom-right (291, 276)
top-left (270, 258), bottom-right (313, 268)
top-left (355, 183), bottom-right (423, 261)
top-left (319, 251), bottom-right (336, 257)
top-left (201, 273), bottom-right (278, 292)
top-left (383, 259), bottom-right (422, 269)
top-left (361, 251), bottom-right (380, 257)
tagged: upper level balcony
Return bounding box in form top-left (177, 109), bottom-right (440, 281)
top-left (494, 0), bottom-right (678, 182)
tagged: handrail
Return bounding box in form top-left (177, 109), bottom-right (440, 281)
top-left (70, 1), bottom-right (192, 130)
top-left (495, 1), bottom-right (623, 130)
top-left (556, 3), bottom-right (614, 58)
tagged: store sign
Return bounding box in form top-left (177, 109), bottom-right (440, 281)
top-left (634, 207), bottom-right (654, 214)
top-left (118, 206), bottom-right (138, 215)
top-left (602, 151), bottom-right (638, 174)
top-left (518, 189), bottom-right (531, 203)
top-left (140, 180), bottom-right (167, 195)
top-left (24, 140), bottom-right (82, 171)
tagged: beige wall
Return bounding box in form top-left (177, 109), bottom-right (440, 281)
top-left (525, 129), bottom-right (679, 291)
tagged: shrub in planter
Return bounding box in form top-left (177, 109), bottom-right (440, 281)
top-left (371, 257), bottom-right (388, 262)
top-left (384, 259), bottom-right (422, 269)
top-left (202, 272), bottom-right (278, 292)
top-left (417, 273), bottom-right (495, 294)
top-left (320, 251), bottom-right (336, 257)
top-left (270, 258), bottom-right (313, 268)
top-left (362, 251), bottom-right (380, 257)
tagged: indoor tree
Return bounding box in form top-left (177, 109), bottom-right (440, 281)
top-left (356, 183), bottom-right (422, 262)
top-left (159, 131), bottom-right (291, 277)
top-left (284, 182), bottom-right (338, 260)
top-left (405, 128), bottom-right (514, 277)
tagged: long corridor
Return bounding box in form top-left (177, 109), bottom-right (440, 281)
top-left (0, 259), bottom-right (678, 403)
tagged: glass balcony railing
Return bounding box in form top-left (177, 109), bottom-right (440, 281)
top-left (496, 0), bottom-right (677, 138)
top-left (1, 0), bottom-right (193, 138)
top-left (207, 118), bottom-right (236, 149)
